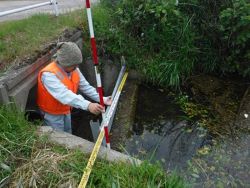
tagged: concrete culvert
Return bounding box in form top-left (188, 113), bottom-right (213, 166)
top-left (25, 110), bottom-right (43, 122)
top-left (0, 29), bottom-right (142, 167)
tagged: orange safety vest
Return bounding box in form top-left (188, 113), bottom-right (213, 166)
top-left (37, 61), bottom-right (80, 115)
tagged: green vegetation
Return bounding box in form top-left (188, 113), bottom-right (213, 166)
top-left (180, 0), bottom-right (250, 75)
top-left (0, 105), bottom-right (185, 187)
top-left (0, 1), bottom-right (249, 187)
top-left (92, 0), bottom-right (249, 87)
top-left (175, 94), bottom-right (218, 137)
top-left (93, 1), bottom-right (197, 87)
top-left (0, 11), bottom-right (86, 70)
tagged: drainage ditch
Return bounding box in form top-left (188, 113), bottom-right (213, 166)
top-left (2, 29), bottom-right (248, 177)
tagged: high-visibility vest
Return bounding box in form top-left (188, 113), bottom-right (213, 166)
top-left (37, 61), bottom-right (80, 115)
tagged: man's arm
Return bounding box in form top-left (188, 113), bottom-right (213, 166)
top-left (77, 69), bottom-right (110, 104)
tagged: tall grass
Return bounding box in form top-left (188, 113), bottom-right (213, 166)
top-left (0, 104), bottom-right (35, 180)
top-left (179, 0), bottom-right (250, 76)
top-left (89, 160), bottom-right (185, 188)
top-left (0, 3), bottom-right (198, 87)
top-left (94, 0), bottom-right (249, 87)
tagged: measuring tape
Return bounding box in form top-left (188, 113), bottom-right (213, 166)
top-left (78, 72), bottom-right (128, 188)
top-left (78, 130), bottom-right (104, 188)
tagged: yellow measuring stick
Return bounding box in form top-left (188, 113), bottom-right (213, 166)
top-left (78, 72), bottom-right (128, 188)
top-left (118, 72), bottom-right (128, 92)
top-left (78, 130), bottom-right (104, 188)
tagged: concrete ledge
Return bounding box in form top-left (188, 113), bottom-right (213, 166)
top-left (110, 76), bottom-right (139, 150)
top-left (38, 126), bottom-right (141, 165)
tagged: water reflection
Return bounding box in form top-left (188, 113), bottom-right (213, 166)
top-left (124, 85), bottom-right (208, 171)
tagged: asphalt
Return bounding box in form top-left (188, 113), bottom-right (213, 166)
top-left (0, 0), bottom-right (98, 22)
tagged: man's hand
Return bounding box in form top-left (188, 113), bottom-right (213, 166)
top-left (104, 96), bottom-right (112, 106)
top-left (88, 103), bottom-right (105, 115)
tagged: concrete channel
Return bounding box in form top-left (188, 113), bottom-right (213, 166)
top-left (0, 30), bottom-right (141, 164)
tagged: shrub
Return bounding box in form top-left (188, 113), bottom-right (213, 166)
top-left (96, 0), bottom-right (249, 87)
top-left (219, 0), bottom-right (250, 76)
top-left (97, 0), bottom-right (198, 87)
top-left (179, 0), bottom-right (250, 75)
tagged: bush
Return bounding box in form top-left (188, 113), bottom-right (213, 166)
top-left (97, 0), bottom-right (198, 87)
top-left (96, 0), bottom-right (249, 87)
top-left (219, 0), bottom-right (250, 76)
top-left (179, 0), bottom-right (250, 75)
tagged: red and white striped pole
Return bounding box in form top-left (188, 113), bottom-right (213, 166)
top-left (85, 0), bottom-right (110, 149)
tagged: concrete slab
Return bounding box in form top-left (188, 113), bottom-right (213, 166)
top-left (38, 126), bottom-right (141, 165)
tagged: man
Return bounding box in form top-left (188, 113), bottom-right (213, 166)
top-left (37, 41), bottom-right (111, 133)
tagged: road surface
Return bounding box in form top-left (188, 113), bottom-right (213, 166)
top-left (0, 0), bottom-right (98, 22)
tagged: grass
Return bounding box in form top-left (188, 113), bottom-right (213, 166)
top-left (0, 104), bottom-right (186, 187)
top-left (0, 10), bottom-right (87, 71)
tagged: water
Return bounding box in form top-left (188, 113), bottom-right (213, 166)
top-left (124, 85), bottom-right (209, 170)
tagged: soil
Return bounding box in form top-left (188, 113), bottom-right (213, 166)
top-left (0, 28), bottom-right (81, 72)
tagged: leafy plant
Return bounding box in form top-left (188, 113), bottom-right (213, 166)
top-left (219, 0), bottom-right (250, 75)
top-left (178, 0), bottom-right (250, 76)
top-left (97, 0), bottom-right (198, 87)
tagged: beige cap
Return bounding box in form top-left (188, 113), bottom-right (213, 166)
top-left (55, 42), bottom-right (83, 67)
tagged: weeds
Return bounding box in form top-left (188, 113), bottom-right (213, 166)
top-left (94, 1), bottom-right (197, 87)
top-left (89, 160), bottom-right (185, 188)
top-left (96, 0), bottom-right (249, 87)
top-left (2, 1), bottom-right (248, 87)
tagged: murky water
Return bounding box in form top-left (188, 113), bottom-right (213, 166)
top-left (124, 85), bottom-right (209, 170)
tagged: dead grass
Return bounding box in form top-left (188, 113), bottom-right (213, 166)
top-left (9, 141), bottom-right (81, 188)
